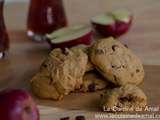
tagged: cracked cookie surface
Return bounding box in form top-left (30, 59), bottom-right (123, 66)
top-left (31, 48), bottom-right (88, 100)
top-left (90, 37), bottom-right (144, 86)
top-left (71, 45), bottom-right (94, 72)
top-left (100, 84), bottom-right (147, 111)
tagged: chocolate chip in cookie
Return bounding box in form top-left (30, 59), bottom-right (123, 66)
top-left (88, 83), bottom-right (96, 92)
top-left (136, 69), bottom-right (140, 73)
top-left (60, 117), bottom-right (70, 120)
top-left (95, 49), bottom-right (104, 55)
top-left (75, 115), bottom-right (86, 120)
top-left (112, 45), bottom-right (119, 51)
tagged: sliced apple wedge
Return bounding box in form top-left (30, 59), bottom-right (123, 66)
top-left (91, 10), bottom-right (132, 38)
top-left (46, 25), bottom-right (93, 49)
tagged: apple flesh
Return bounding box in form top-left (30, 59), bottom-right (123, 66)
top-left (91, 10), bottom-right (132, 37)
top-left (46, 24), bottom-right (93, 49)
top-left (0, 89), bottom-right (39, 120)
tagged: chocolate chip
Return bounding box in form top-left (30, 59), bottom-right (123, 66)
top-left (95, 49), bottom-right (104, 54)
top-left (112, 45), bottom-right (118, 51)
top-left (119, 96), bottom-right (132, 103)
top-left (75, 115), bottom-right (86, 120)
top-left (112, 65), bottom-right (115, 68)
top-left (88, 83), bottom-right (96, 92)
top-left (100, 94), bottom-right (104, 98)
top-left (42, 63), bottom-right (47, 68)
top-left (124, 44), bottom-right (128, 48)
top-left (122, 65), bottom-right (126, 68)
top-left (112, 65), bottom-right (121, 69)
top-left (60, 117), bottom-right (70, 120)
top-left (136, 69), bottom-right (140, 73)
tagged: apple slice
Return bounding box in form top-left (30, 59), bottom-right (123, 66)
top-left (0, 89), bottom-right (39, 120)
top-left (46, 24), bottom-right (93, 49)
top-left (91, 10), bottom-right (132, 37)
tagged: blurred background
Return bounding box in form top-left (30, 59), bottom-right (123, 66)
top-left (6, 0), bottom-right (26, 2)
top-left (3, 0), bottom-right (160, 64)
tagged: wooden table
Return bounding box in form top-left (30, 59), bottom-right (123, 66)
top-left (1, 0), bottom-right (160, 119)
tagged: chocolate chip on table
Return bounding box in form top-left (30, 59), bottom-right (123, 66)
top-left (60, 116), bottom-right (70, 120)
top-left (112, 45), bottom-right (118, 51)
top-left (88, 83), bottom-right (96, 92)
top-left (75, 115), bottom-right (86, 120)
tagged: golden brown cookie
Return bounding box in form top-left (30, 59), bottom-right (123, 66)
top-left (31, 48), bottom-right (88, 100)
top-left (90, 37), bottom-right (144, 86)
top-left (100, 84), bottom-right (147, 111)
top-left (71, 45), bottom-right (94, 72)
top-left (79, 71), bottom-right (108, 92)
top-left (30, 72), bottom-right (62, 100)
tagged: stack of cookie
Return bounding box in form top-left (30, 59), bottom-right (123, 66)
top-left (30, 37), bottom-right (147, 110)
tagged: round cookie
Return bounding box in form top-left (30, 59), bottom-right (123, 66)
top-left (79, 71), bottom-right (108, 92)
top-left (90, 37), bottom-right (144, 86)
top-left (100, 84), bottom-right (147, 111)
top-left (31, 48), bottom-right (88, 100)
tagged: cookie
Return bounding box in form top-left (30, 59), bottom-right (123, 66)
top-left (90, 37), bottom-right (144, 86)
top-left (79, 71), bottom-right (108, 92)
top-left (100, 84), bottom-right (147, 111)
top-left (31, 48), bottom-right (88, 100)
top-left (30, 72), bottom-right (62, 100)
top-left (71, 45), bottom-right (94, 72)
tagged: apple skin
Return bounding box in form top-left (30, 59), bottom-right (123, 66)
top-left (92, 16), bottom-right (132, 38)
top-left (48, 31), bottom-right (93, 49)
top-left (0, 89), bottom-right (39, 120)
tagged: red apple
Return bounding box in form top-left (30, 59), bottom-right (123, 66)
top-left (91, 10), bottom-right (132, 38)
top-left (0, 89), bottom-right (39, 120)
top-left (46, 24), bottom-right (93, 49)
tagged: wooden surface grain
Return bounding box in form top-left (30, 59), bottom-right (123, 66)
top-left (1, 0), bottom-right (160, 119)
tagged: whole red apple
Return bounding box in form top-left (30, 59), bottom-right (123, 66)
top-left (0, 89), bottom-right (39, 120)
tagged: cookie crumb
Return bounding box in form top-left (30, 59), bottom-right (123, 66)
top-left (75, 115), bottom-right (86, 120)
top-left (60, 116), bottom-right (70, 120)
